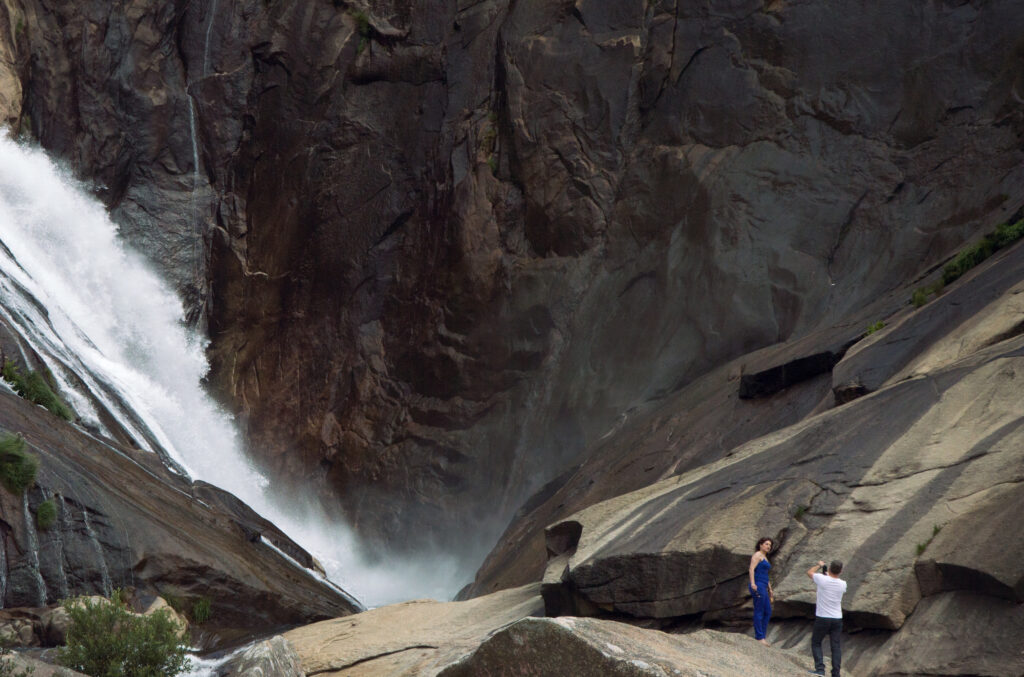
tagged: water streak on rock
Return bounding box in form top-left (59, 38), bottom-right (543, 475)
top-left (81, 507), bottom-right (112, 597)
top-left (46, 489), bottom-right (70, 600)
top-left (21, 492), bottom-right (47, 605)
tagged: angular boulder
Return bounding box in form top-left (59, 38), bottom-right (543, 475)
top-left (440, 617), bottom-right (810, 677)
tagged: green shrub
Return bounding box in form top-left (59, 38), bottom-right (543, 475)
top-left (1, 361), bottom-right (19, 384)
top-left (57, 591), bottom-right (190, 677)
top-left (793, 505), bottom-right (807, 519)
top-left (1, 362), bottom-right (74, 421)
top-left (942, 218), bottom-right (1024, 285)
top-left (191, 597), bottom-right (212, 625)
top-left (943, 239), bottom-right (993, 284)
top-left (35, 499), bottom-right (57, 530)
top-left (22, 371), bottom-right (73, 421)
top-left (351, 9), bottom-right (370, 53)
top-left (992, 219), bottom-right (1024, 248)
top-left (0, 435), bottom-right (37, 494)
top-left (865, 321), bottom-right (885, 335)
top-left (911, 288), bottom-right (929, 308)
top-left (161, 591), bottom-right (183, 615)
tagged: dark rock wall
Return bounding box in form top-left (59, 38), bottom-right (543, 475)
top-left (4, 0), bottom-right (1024, 563)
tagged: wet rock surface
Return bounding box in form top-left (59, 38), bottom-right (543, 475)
top-left (217, 635), bottom-right (305, 677)
top-left (0, 388), bottom-right (359, 647)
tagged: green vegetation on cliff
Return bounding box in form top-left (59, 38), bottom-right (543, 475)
top-left (913, 218), bottom-right (1024, 307)
top-left (1, 361), bottom-right (74, 421)
top-left (0, 434), bottom-right (37, 494)
top-left (35, 498), bottom-right (57, 530)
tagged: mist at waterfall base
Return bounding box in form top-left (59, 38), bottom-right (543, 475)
top-left (0, 134), bottom-right (471, 608)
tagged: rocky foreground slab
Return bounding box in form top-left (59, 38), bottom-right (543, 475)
top-left (267, 585), bottom-right (820, 676)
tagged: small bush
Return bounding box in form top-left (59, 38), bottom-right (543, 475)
top-left (865, 321), bottom-right (885, 335)
top-left (35, 499), bottom-right (57, 530)
top-left (916, 541), bottom-right (927, 556)
top-left (58, 591), bottom-right (190, 677)
top-left (161, 591), bottom-right (183, 615)
top-left (943, 239), bottom-right (993, 285)
top-left (351, 9), bottom-right (370, 53)
top-left (22, 372), bottom-right (73, 421)
top-left (191, 597), bottom-right (212, 625)
top-left (793, 505), bottom-right (807, 519)
top-left (992, 219), bottom-right (1024, 248)
top-left (942, 218), bottom-right (1024, 286)
top-left (0, 435), bottom-right (37, 494)
top-left (912, 288), bottom-right (929, 308)
top-left (1, 362), bottom-right (74, 421)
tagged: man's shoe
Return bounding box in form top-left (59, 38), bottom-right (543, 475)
top-left (808, 671), bottom-right (825, 676)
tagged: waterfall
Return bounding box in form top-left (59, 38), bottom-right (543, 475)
top-left (0, 134), bottom-right (469, 606)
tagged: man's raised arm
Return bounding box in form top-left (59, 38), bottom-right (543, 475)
top-left (806, 561), bottom-right (825, 580)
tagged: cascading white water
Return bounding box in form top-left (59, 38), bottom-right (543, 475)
top-left (0, 134), bottom-right (468, 608)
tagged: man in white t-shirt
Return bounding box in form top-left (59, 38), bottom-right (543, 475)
top-left (805, 559), bottom-right (848, 676)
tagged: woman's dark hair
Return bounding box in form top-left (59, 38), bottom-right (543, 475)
top-left (755, 537), bottom-right (773, 553)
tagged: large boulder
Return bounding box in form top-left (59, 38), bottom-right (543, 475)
top-left (440, 617), bottom-right (810, 677)
top-left (857, 592), bottom-right (1024, 676)
top-left (218, 635), bottom-right (305, 677)
top-left (283, 584), bottom-right (543, 675)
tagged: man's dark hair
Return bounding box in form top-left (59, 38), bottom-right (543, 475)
top-left (829, 560), bottom-right (843, 574)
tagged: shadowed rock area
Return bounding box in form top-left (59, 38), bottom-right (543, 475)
top-left (477, 239), bottom-right (1024, 674)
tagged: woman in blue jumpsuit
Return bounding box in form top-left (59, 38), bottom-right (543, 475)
top-left (748, 537), bottom-right (774, 644)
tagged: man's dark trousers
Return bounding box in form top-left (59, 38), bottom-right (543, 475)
top-left (811, 616), bottom-right (842, 676)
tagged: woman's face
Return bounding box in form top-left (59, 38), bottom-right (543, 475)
top-left (761, 540), bottom-right (773, 554)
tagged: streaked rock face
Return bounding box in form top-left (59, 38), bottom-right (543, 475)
top-left (0, 388), bottom-right (359, 647)
top-left (4, 0), bottom-right (1024, 561)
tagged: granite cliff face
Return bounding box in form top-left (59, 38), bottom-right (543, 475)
top-left (0, 0), bottom-right (1023, 674)
top-left (2, 0), bottom-right (1024, 568)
